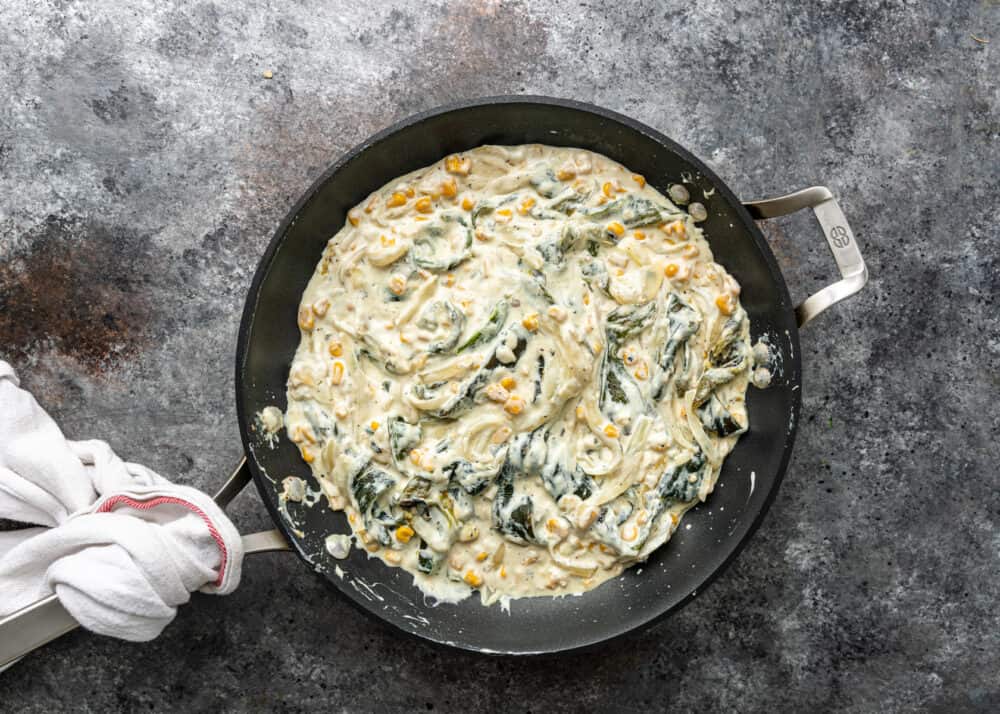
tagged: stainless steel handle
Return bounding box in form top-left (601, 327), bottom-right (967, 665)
top-left (744, 186), bottom-right (868, 327)
top-left (0, 457), bottom-right (290, 673)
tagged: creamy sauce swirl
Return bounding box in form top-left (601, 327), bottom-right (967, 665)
top-left (284, 145), bottom-right (753, 604)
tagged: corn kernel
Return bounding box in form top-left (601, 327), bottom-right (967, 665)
top-left (622, 524), bottom-right (638, 541)
top-left (607, 221), bottom-right (625, 236)
top-left (312, 298), bottom-right (330, 317)
top-left (575, 405), bottom-right (585, 420)
top-left (347, 209), bottom-right (361, 226)
top-left (602, 181), bottom-right (614, 198)
top-left (461, 196), bottom-right (475, 211)
top-left (499, 566), bottom-right (507, 578)
top-left (474, 229), bottom-right (490, 242)
top-left (668, 220), bottom-right (686, 236)
top-left (633, 230), bottom-right (646, 240)
top-left (583, 292), bottom-right (590, 305)
top-left (716, 294), bottom-right (735, 315)
top-left (604, 424), bottom-right (620, 438)
top-left (331, 361), bottom-right (344, 385)
top-left (463, 571), bottom-right (483, 587)
top-left (632, 174), bottom-right (646, 188)
top-left (380, 234), bottom-right (396, 247)
top-left (415, 196), bottom-right (433, 213)
top-left (386, 192), bottom-right (407, 208)
top-left (500, 376), bottom-right (516, 390)
top-left (364, 196), bottom-right (377, 213)
top-left (665, 263), bottom-right (679, 278)
top-left (297, 307), bottom-right (314, 331)
top-left (445, 155), bottom-right (471, 175)
top-left (445, 273), bottom-right (456, 287)
top-left (409, 449), bottom-right (422, 466)
top-left (300, 447), bottom-right (315, 463)
top-left (383, 550), bottom-right (402, 564)
top-left (634, 361), bottom-right (649, 380)
top-left (522, 313), bottom-right (540, 331)
top-left (504, 395), bottom-right (525, 415)
top-left (348, 512), bottom-right (357, 525)
top-left (496, 208), bottom-right (512, 217)
top-left (547, 305), bottom-right (568, 322)
top-left (370, 420), bottom-right (380, 431)
top-left (395, 525), bottom-right (415, 543)
top-left (328, 341), bottom-right (343, 357)
top-left (388, 273), bottom-right (407, 296)
top-left (518, 197), bottom-right (536, 215)
top-left (546, 518), bottom-right (559, 531)
top-left (404, 186), bottom-right (415, 198)
top-left (476, 551), bottom-right (489, 562)
top-left (556, 168), bottom-right (575, 181)
top-left (440, 177), bottom-right (458, 198)
top-left (484, 383), bottom-right (510, 403)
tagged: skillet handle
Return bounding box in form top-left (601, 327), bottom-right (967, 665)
top-left (0, 457), bottom-right (290, 673)
top-left (743, 186), bottom-right (868, 328)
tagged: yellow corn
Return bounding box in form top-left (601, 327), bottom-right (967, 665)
top-left (632, 174), bottom-right (646, 188)
top-left (602, 181), bottom-right (614, 198)
top-left (300, 447), bottom-right (315, 464)
top-left (364, 196), bottom-right (377, 213)
top-left (445, 273), bottom-right (456, 287)
top-left (369, 420), bottom-right (380, 431)
top-left (490, 426), bottom-right (513, 444)
top-left (328, 341), bottom-right (343, 357)
top-left (445, 155), bottom-right (471, 175)
top-left (415, 196), bottom-right (433, 213)
top-left (634, 361), bottom-right (649, 380)
top-left (622, 525), bottom-right (638, 541)
top-left (575, 405), bottom-right (585, 420)
top-left (521, 313), bottom-right (540, 331)
top-left (633, 230), bottom-right (646, 241)
top-left (504, 395), bottom-right (525, 416)
top-left (607, 221), bottom-right (625, 237)
top-left (669, 220), bottom-right (686, 236)
top-left (440, 177), bottom-right (458, 198)
top-left (409, 449), bottom-right (422, 466)
top-left (380, 234), bottom-right (395, 246)
top-left (386, 192), bottom-right (407, 207)
top-left (461, 196), bottom-right (474, 211)
top-left (395, 525), bottom-right (415, 543)
top-left (546, 518), bottom-right (559, 531)
top-left (476, 551), bottom-right (489, 562)
top-left (347, 209), bottom-right (361, 226)
top-left (463, 571), bottom-right (483, 587)
top-left (499, 566), bottom-right (507, 578)
top-left (604, 424), bottom-right (620, 439)
top-left (331, 361), bottom-right (344, 385)
top-left (500, 376), bottom-right (516, 390)
top-left (716, 294), bottom-right (735, 315)
top-left (312, 298), bottom-right (330, 317)
top-left (518, 197), bottom-right (535, 215)
top-left (496, 208), bottom-right (512, 217)
top-left (389, 274), bottom-right (407, 296)
top-left (297, 307), bottom-right (314, 331)
top-left (556, 168), bottom-right (575, 180)
top-left (404, 186), bottom-right (415, 198)
top-left (664, 263), bottom-right (679, 278)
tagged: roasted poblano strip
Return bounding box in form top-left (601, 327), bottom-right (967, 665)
top-left (694, 309), bottom-right (750, 405)
top-left (456, 299), bottom-right (509, 354)
top-left (388, 416), bottom-right (422, 463)
top-left (651, 293), bottom-right (701, 400)
top-left (432, 328), bottom-right (530, 419)
top-left (412, 217), bottom-right (473, 271)
top-left (697, 393), bottom-right (747, 437)
top-left (417, 300), bottom-right (466, 354)
top-left (491, 461), bottom-right (538, 545)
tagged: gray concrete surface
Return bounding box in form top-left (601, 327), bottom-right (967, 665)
top-left (1, 0), bottom-right (998, 711)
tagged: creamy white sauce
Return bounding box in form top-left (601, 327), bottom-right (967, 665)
top-left (284, 145), bottom-right (755, 605)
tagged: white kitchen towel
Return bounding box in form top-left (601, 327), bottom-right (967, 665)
top-left (0, 360), bottom-right (243, 641)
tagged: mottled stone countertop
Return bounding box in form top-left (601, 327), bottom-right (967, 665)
top-left (1, 1), bottom-right (998, 711)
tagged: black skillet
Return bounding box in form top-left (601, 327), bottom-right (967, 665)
top-left (0, 96), bottom-right (867, 663)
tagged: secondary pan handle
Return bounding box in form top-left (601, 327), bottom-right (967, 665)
top-left (0, 458), bottom-right (289, 673)
top-left (743, 186), bottom-right (868, 327)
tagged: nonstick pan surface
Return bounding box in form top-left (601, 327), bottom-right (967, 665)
top-left (235, 96), bottom-right (802, 655)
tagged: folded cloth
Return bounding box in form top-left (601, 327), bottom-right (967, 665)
top-left (0, 361), bottom-right (243, 641)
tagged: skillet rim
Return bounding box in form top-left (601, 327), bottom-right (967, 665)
top-left (234, 94), bottom-right (802, 655)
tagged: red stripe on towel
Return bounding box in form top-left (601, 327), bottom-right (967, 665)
top-left (96, 495), bottom-right (228, 587)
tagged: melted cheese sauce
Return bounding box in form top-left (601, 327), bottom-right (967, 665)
top-left (284, 145), bottom-right (754, 605)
